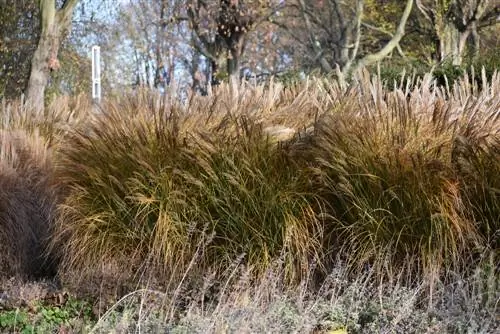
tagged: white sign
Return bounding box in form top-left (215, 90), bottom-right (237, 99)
top-left (92, 45), bottom-right (101, 101)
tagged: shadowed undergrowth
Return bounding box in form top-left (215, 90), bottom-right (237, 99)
top-left (0, 95), bottom-right (90, 280)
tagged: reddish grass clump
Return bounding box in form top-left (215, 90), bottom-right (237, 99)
top-left (0, 129), bottom-right (59, 279)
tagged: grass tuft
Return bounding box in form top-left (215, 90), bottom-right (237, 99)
top-left (50, 90), bottom-right (323, 287)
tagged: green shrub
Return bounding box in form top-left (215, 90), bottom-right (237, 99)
top-left (0, 296), bottom-right (94, 333)
top-left (0, 309), bottom-right (33, 333)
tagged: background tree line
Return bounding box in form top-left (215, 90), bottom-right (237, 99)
top-left (0, 0), bottom-right (498, 103)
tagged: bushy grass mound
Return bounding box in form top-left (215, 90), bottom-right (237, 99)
top-left (50, 91), bottom-right (323, 286)
top-left (47, 72), bottom-right (500, 289)
top-left (0, 96), bottom-right (91, 279)
top-left (1, 71), bottom-right (498, 333)
top-left (0, 128), bottom-right (56, 278)
top-left (1, 71), bottom-right (498, 293)
top-left (310, 72), bottom-right (499, 277)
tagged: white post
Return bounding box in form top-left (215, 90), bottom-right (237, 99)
top-left (92, 45), bottom-right (101, 102)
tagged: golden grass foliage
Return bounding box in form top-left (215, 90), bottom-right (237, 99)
top-left (311, 72), bottom-right (499, 276)
top-left (49, 90), bottom-right (323, 287)
top-left (1, 71), bottom-right (498, 288)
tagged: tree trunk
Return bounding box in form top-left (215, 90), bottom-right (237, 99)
top-left (436, 20), bottom-right (463, 65)
top-left (227, 52), bottom-right (239, 84)
top-left (297, 0), bottom-right (334, 73)
top-left (26, 31), bottom-right (57, 112)
top-left (469, 22), bottom-right (480, 62)
top-left (25, 0), bottom-right (78, 113)
top-left (416, 0), bottom-right (495, 66)
top-left (436, 20), bottom-right (479, 66)
top-left (227, 36), bottom-right (244, 84)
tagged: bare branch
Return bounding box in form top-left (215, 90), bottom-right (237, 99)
top-left (362, 22), bottom-right (407, 58)
top-left (415, 0), bottom-right (433, 23)
top-left (349, 0), bottom-right (363, 64)
top-left (354, 0), bottom-right (413, 71)
top-left (297, 0), bottom-right (333, 72)
top-left (58, 0), bottom-right (79, 26)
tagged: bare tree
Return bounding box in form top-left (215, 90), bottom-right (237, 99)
top-left (277, 0), bottom-right (414, 85)
top-left (101, 0), bottom-right (192, 92)
top-left (186, 0), bottom-right (280, 84)
top-left (26, 0), bottom-right (79, 111)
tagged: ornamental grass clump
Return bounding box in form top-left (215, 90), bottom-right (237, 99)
top-left (51, 89), bottom-right (322, 286)
top-left (309, 71), bottom-right (499, 278)
top-left (0, 130), bottom-right (59, 278)
top-left (0, 99), bottom-right (67, 279)
top-left (47, 72), bottom-right (499, 290)
top-left (448, 73), bottom-right (500, 250)
top-left (1, 95), bottom-right (91, 146)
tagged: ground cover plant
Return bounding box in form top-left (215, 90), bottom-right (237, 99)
top-left (0, 70), bottom-right (499, 333)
